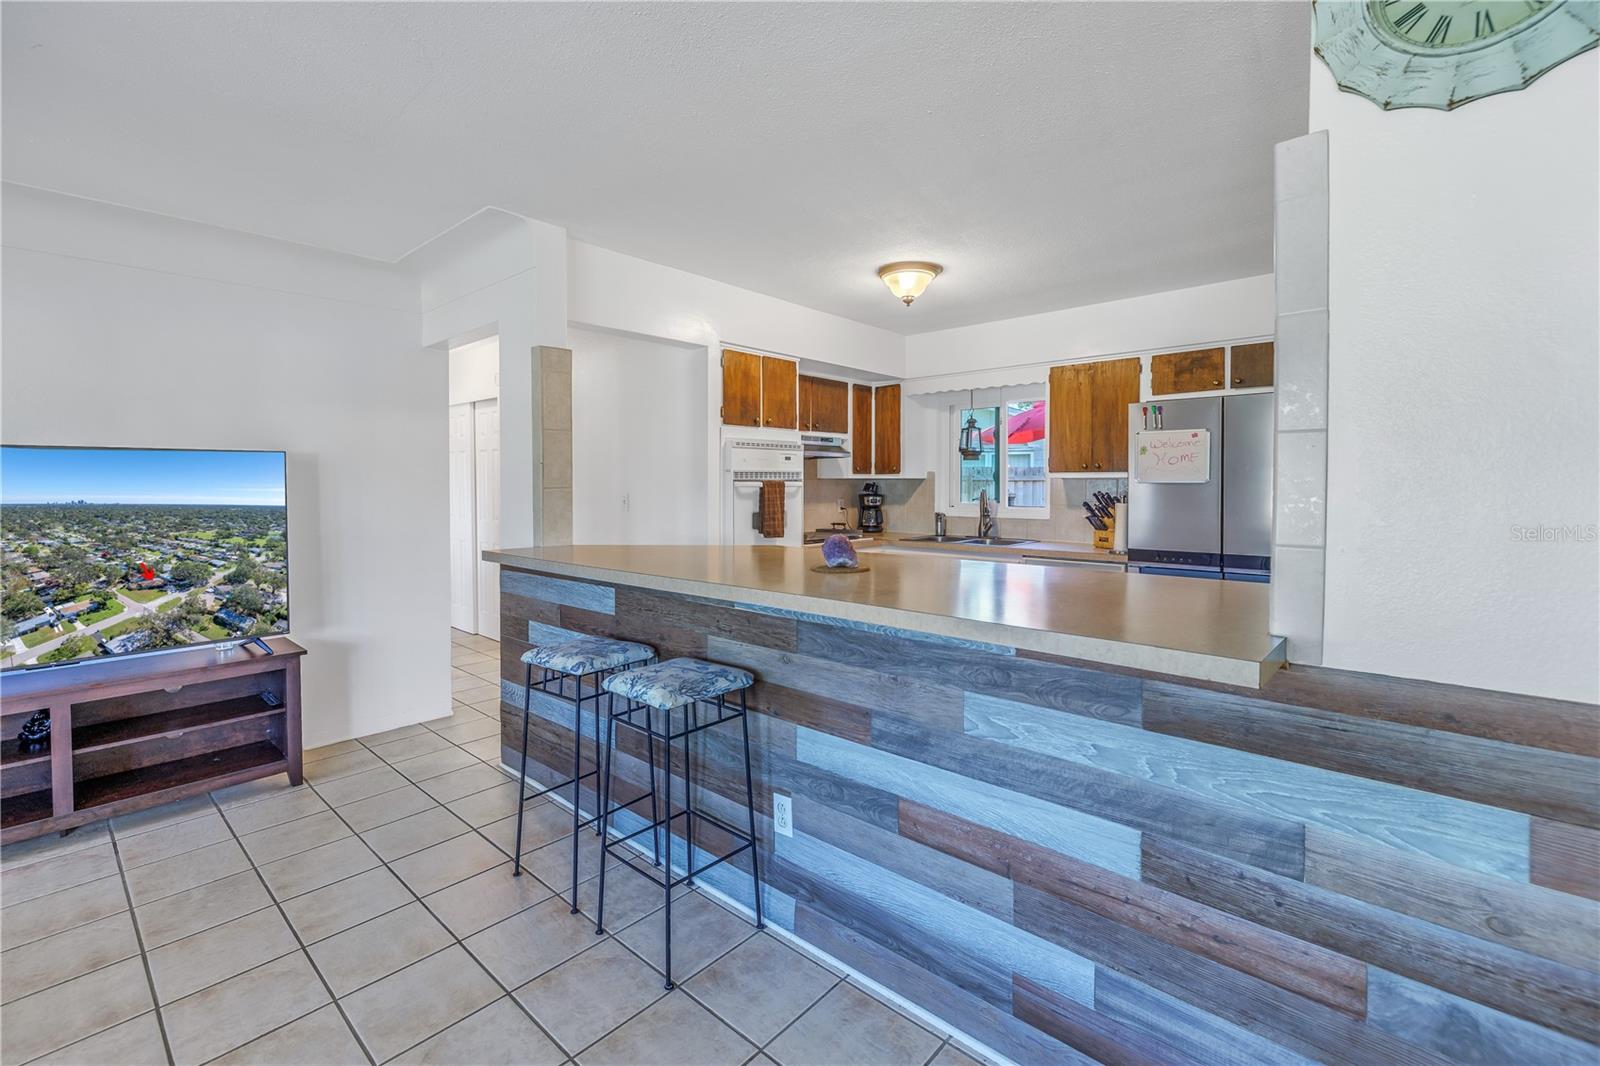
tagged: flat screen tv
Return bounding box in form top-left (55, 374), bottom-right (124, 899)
top-left (1, 446), bottom-right (288, 671)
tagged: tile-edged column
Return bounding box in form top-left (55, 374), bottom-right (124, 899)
top-left (539, 345), bottom-right (573, 545)
top-left (1271, 130), bottom-right (1329, 664)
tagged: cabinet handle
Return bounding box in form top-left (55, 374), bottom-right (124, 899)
top-left (1081, 464), bottom-right (1089, 470)
top-left (1233, 377), bottom-right (1243, 385)
top-left (1094, 463), bottom-right (1102, 470)
top-left (1212, 379), bottom-right (1221, 387)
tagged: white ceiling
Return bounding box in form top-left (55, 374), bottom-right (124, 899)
top-left (1, 2), bottom-right (1309, 333)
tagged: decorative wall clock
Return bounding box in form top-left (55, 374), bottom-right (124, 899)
top-left (1314, 1), bottom-right (1599, 110)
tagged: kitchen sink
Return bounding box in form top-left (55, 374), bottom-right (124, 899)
top-left (902, 535), bottom-right (973, 543)
top-left (961, 537), bottom-right (1036, 546)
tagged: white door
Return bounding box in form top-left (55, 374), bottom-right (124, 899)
top-left (474, 399), bottom-right (502, 639)
top-left (448, 404), bottom-right (477, 631)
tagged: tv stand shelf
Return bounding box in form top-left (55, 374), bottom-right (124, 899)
top-left (0, 638), bottom-right (303, 843)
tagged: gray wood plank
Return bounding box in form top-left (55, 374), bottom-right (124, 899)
top-left (1366, 967), bottom-right (1599, 1066)
top-left (967, 691), bottom-right (1530, 880)
top-left (1012, 973), bottom-right (1203, 1066)
top-left (1093, 968), bottom-right (1319, 1066)
top-left (1144, 681), bottom-right (1600, 828)
top-left (796, 622), bottom-right (1141, 726)
top-left (1304, 826), bottom-right (1600, 971)
top-left (1142, 836), bottom-right (1600, 1044)
top-left (502, 570), bottom-right (615, 614)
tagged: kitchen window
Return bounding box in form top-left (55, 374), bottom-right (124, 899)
top-left (947, 390), bottom-right (1049, 518)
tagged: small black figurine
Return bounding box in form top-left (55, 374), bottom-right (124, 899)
top-left (16, 710), bottom-right (50, 754)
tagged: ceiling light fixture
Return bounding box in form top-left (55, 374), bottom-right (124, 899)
top-left (877, 261), bottom-right (943, 306)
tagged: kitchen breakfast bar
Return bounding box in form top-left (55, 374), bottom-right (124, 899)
top-left (484, 545), bottom-right (1598, 1066)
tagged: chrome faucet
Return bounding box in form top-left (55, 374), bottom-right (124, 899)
top-left (977, 490), bottom-right (997, 539)
top-left (934, 512), bottom-right (947, 537)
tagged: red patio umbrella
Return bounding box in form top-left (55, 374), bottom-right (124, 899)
top-left (980, 403), bottom-right (1046, 445)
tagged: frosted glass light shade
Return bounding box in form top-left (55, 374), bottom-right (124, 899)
top-left (877, 262), bottom-right (943, 306)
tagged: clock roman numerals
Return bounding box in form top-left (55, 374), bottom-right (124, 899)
top-left (1475, 9), bottom-right (1495, 36)
top-left (1425, 14), bottom-right (1452, 45)
top-left (1393, 3), bottom-right (1428, 33)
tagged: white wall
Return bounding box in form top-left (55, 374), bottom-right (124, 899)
top-left (905, 274), bottom-right (1274, 380)
top-left (569, 327), bottom-right (708, 544)
top-left (448, 336), bottom-right (499, 405)
top-left (1311, 55), bottom-right (1599, 703)
top-left (1, 183), bottom-right (450, 746)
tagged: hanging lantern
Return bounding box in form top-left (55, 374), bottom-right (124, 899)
top-left (958, 389), bottom-right (983, 460)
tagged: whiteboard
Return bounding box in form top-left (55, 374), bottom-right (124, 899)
top-left (1135, 429), bottom-right (1211, 483)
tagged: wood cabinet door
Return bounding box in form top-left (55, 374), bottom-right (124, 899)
top-left (721, 349), bottom-right (762, 427)
top-left (798, 375), bottom-right (817, 430)
top-left (1048, 363), bottom-right (1094, 472)
top-left (1150, 347), bottom-right (1225, 395)
top-left (1090, 357), bottom-right (1141, 473)
top-left (1230, 342), bottom-right (1274, 388)
top-left (873, 384), bottom-right (901, 474)
top-left (811, 378), bottom-right (849, 434)
top-left (851, 385), bottom-right (874, 474)
top-left (761, 357), bottom-right (798, 429)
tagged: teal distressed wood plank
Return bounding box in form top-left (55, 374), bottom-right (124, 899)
top-left (527, 619), bottom-right (599, 648)
top-left (797, 726), bottom-right (1142, 878)
top-left (872, 706), bottom-right (1305, 878)
top-left (1367, 967), bottom-right (1600, 1066)
top-left (967, 691), bottom-right (1530, 880)
top-left (502, 570), bottom-right (615, 614)
top-left (798, 622), bottom-right (1140, 726)
top-left (1142, 836), bottom-right (1600, 1045)
top-left (1143, 681), bottom-right (1600, 828)
top-left (775, 829), bottom-right (1096, 1009)
top-left (1092, 969), bottom-right (1319, 1066)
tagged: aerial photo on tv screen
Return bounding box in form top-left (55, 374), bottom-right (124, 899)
top-left (1, 446), bottom-right (288, 669)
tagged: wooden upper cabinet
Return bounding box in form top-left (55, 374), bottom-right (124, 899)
top-left (872, 384), bottom-right (901, 475)
top-left (1090, 357), bottom-right (1140, 473)
top-left (851, 385), bottom-right (874, 475)
top-left (1150, 347), bottom-right (1225, 395)
top-left (721, 349), bottom-right (762, 427)
top-left (1048, 363), bottom-right (1094, 472)
top-left (761, 357), bottom-right (798, 429)
top-left (799, 375), bottom-right (849, 433)
top-left (1230, 342), bottom-right (1275, 389)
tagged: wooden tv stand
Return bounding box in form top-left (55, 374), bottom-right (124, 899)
top-left (0, 637), bottom-right (304, 844)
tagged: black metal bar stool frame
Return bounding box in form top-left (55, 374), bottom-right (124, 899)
top-left (593, 687), bottom-right (765, 989)
top-left (512, 659), bottom-right (659, 913)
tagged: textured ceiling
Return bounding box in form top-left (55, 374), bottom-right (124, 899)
top-left (1, 2), bottom-right (1309, 333)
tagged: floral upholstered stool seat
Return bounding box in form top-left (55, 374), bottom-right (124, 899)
top-left (594, 657), bottom-right (765, 988)
top-left (509, 635), bottom-right (655, 911)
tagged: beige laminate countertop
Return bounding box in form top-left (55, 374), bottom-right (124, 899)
top-left (861, 531), bottom-right (1124, 564)
top-left (485, 544), bottom-right (1284, 687)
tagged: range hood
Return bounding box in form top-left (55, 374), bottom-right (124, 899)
top-left (801, 433), bottom-right (850, 459)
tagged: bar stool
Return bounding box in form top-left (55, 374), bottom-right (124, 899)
top-left (593, 657), bottom-right (765, 989)
top-left (513, 636), bottom-right (655, 911)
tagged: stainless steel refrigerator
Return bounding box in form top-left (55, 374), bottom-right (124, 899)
top-left (1125, 393), bottom-right (1272, 581)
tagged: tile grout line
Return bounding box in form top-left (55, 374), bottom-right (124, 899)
top-left (203, 792), bottom-right (378, 1066)
top-left (105, 820), bottom-right (179, 1066)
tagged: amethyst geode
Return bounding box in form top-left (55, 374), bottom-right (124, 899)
top-left (820, 534), bottom-right (859, 568)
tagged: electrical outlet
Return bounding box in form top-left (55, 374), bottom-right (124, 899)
top-left (837, 498), bottom-right (847, 511)
top-left (772, 792), bottom-right (793, 837)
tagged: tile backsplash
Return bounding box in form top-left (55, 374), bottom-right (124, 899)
top-left (802, 463), bottom-right (1126, 544)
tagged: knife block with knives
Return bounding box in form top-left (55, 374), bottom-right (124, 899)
top-left (1083, 491), bottom-right (1120, 551)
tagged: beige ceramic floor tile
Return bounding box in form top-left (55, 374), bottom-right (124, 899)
top-left (360, 806), bottom-right (471, 862)
top-left (392, 746), bottom-right (483, 782)
top-left (304, 747), bottom-right (385, 784)
top-left (123, 839), bottom-right (250, 906)
top-left (1, 842), bottom-right (119, 905)
top-left (304, 739), bottom-right (366, 765)
top-left (0, 911), bottom-right (140, 1004)
top-left (211, 1002), bottom-right (367, 1065)
top-left (422, 866), bottom-right (552, 938)
top-left (0, 821), bottom-right (111, 871)
top-left (390, 996), bottom-right (565, 1065)
top-left (463, 895), bottom-right (602, 988)
top-left (0, 874), bottom-right (127, 950)
top-left (514, 937), bottom-right (666, 1054)
top-left (338, 945), bottom-right (501, 1063)
top-left (312, 765), bottom-right (410, 807)
top-left (211, 773), bottom-right (304, 809)
top-left (307, 901), bottom-right (454, 997)
top-left (115, 812), bottom-right (233, 870)
top-left (160, 950), bottom-right (330, 1066)
top-left (257, 836), bottom-right (380, 901)
top-left (389, 831), bottom-right (506, 896)
top-left (109, 794), bottom-right (216, 839)
top-left (686, 932), bottom-right (839, 1045)
top-left (238, 809), bottom-right (352, 865)
top-left (134, 868), bottom-right (273, 948)
top-left (931, 1042), bottom-right (988, 1066)
top-left (432, 716), bottom-right (502, 745)
top-left (578, 989), bottom-right (756, 1066)
top-left (280, 865), bottom-right (413, 944)
top-left (335, 783), bottom-right (438, 832)
top-left (445, 781), bottom-right (525, 827)
top-left (28, 1010), bottom-right (168, 1066)
top-left (221, 786), bottom-right (330, 836)
top-left (417, 763), bottom-right (510, 804)
top-left (147, 906), bottom-right (300, 1004)
top-left (462, 735), bottom-right (506, 763)
top-left (369, 731), bottom-right (454, 764)
top-left (479, 805), bottom-right (573, 857)
top-left (765, 982), bottom-right (942, 1066)
top-left (615, 891), bottom-right (756, 984)
top-left (0, 955), bottom-right (153, 1064)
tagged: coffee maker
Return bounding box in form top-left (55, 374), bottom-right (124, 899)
top-left (858, 482), bottom-right (884, 534)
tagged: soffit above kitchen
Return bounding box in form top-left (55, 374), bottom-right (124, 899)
top-left (0, 1), bottom-right (1309, 334)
